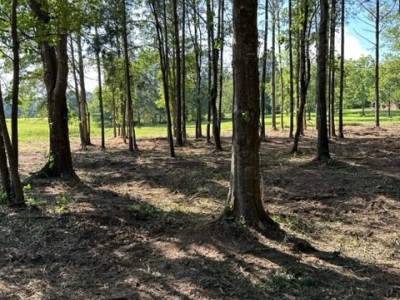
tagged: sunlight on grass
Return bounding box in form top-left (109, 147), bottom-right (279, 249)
top-left (8, 108), bottom-right (400, 142)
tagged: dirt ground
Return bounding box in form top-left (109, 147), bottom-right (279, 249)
top-left (0, 126), bottom-right (399, 299)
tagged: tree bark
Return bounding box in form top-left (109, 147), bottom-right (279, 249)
top-left (173, 0), bottom-right (184, 147)
top-left (329, 0), bottom-right (336, 137)
top-left (11, 0), bottom-right (20, 166)
top-left (228, 0), bottom-right (275, 228)
top-left (316, 0), bottom-right (330, 161)
top-left (77, 34), bottom-right (91, 146)
top-left (94, 25), bottom-right (106, 150)
top-left (375, 0), bottom-right (380, 127)
top-left (260, 0), bottom-right (268, 141)
top-left (0, 84), bottom-right (24, 204)
top-left (338, 0), bottom-right (345, 138)
top-left (288, 0), bottom-right (294, 138)
top-left (0, 134), bottom-right (11, 199)
top-left (122, 0), bottom-right (138, 151)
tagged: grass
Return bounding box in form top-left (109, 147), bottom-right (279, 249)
top-left (7, 108), bottom-right (400, 142)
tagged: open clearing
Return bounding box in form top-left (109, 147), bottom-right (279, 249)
top-left (0, 126), bottom-right (399, 299)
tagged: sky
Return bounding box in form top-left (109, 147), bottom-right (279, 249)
top-left (342, 28), bottom-right (371, 60)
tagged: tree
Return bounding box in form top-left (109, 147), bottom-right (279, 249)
top-left (316, 0), bottom-right (330, 161)
top-left (260, 0), bottom-right (269, 141)
top-left (149, 0), bottom-right (175, 157)
top-left (0, 83), bottom-right (24, 204)
top-left (291, 0), bottom-right (313, 154)
top-left (288, 0), bottom-right (295, 138)
top-left (338, 0), bottom-right (345, 138)
top-left (228, 0), bottom-right (275, 228)
top-left (28, 0), bottom-right (77, 178)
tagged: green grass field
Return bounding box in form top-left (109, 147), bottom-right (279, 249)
top-left (7, 108), bottom-right (400, 142)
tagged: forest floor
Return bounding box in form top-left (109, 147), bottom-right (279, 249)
top-left (0, 125), bottom-right (399, 299)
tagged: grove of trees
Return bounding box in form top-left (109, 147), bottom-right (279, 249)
top-left (1, 0), bottom-right (400, 225)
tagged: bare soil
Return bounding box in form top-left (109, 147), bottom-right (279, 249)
top-left (0, 126), bottom-right (399, 299)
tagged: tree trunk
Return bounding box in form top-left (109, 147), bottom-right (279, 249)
top-left (288, 0), bottom-right (294, 138)
top-left (271, 1), bottom-right (277, 131)
top-left (149, 0), bottom-right (175, 157)
top-left (228, 0), bottom-right (275, 228)
top-left (0, 135), bottom-right (11, 200)
top-left (11, 0), bottom-right (20, 166)
top-left (69, 35), bottom-right (85, 149)
top-left (173, 0), bottom-right (184, 147)
top-left (375, 0), bottom-right (380, 127)
top-left (329, 0), bottom-right (336, 137)
top-left (338, 0), bottom-right (345, 138)
top-left (122, 0), bottom-right (138, 151)
top-left (260, 0), bottom-right (268, 141)
top-left (316, 0), bottom-right (330, 161)
top-left (291, 0), bottom-right (310, 154)
top-left (95, 25), bottom-right (106, 150)
top-left (0, 83), bottom-right (24, 204)
top-left (182, 0), bottom-right (187, 143)
top-left (77, 34), bottom-right (91, 146)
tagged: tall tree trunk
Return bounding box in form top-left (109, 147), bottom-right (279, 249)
top-left (228, 0), bottom-right (275, 228)
top-left (192, 2), bottom-right (203, 139)
top-left (77, 34), bottom-right (91, 146)
top-left (0, 82), bottom-right (24, 204)
top-left (329, 0), bottom-right (336, 137)
top-left (207, 0), bottom-right (223, 150)
top-left (277, 5), bottom-right (284, 130)
top-left (218, 0), bottom-right (225, 133)
top-left (149, 0), bottom-right (175, 157)
top-left (30, 0), bottom-right (76, 178)
top-left (69, 36), bottom-right (85, 148)
top-left (288, 0), bottom-right (295, 138)
top-left (291, 0), bottom-right (310, 154)
top-left (375, 0), bottom-right (380, 127)
top-left (122, 0), bottom-right (138, 151)
top-left (94, 25), bottom-right (105, 150)
top-left (173, 0), bottom-right (184, 146)
top-left (338, 0), bottom-right (345, 138)
top-left (182, 0), bottom-right (187, 143)
top-left (271, 1), bottom-right (277, 131)
top-left (11, 0), bottom-right (20, 166)
top-left (260, 0), bottom-right (268, 141)
top-left (316, 0), bottom-right (330, 161)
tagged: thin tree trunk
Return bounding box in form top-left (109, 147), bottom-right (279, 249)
top-left (0, 134), bottom-right (11, 199)
top-left (338, 0), bottom-right (345, 138)
top-left (122, 0), bottom-right (138, 151)
top-left (95, 25), bottom-right (105, 150)
top-left (289, 0), bottom-right (294, 138)
top-left (0, 83), bottom-right (24, 204)
top-left (375, 0), bottom-right (380, 127)
top-left (173, 0), bottom-right (184, 146)
top-left (149, 0), bottom-right (175, 157)
top-left (182, 0), bottom-right (187, 143)
top-left (329, 0), bottom-right (336, 137)
top-left (291, 0), bottom-right (310, 153)
top-left (69, 35), bottom-right (83, 148)
top-left (260, 0), bottom-right (268, 141)
top-left (11, 0), bottom-right (20, 166)
top-left (77, 34), bottom-right (91, 146)
top-left (271, 1), bottom-right (277, 131)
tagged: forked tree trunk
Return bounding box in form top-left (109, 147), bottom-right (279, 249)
top-left (228, 0), bottom-right (275, 228)
top-left (29, 0), bottom-right (76, 178)
top-left (0, 84), bottom-right (24, 204)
